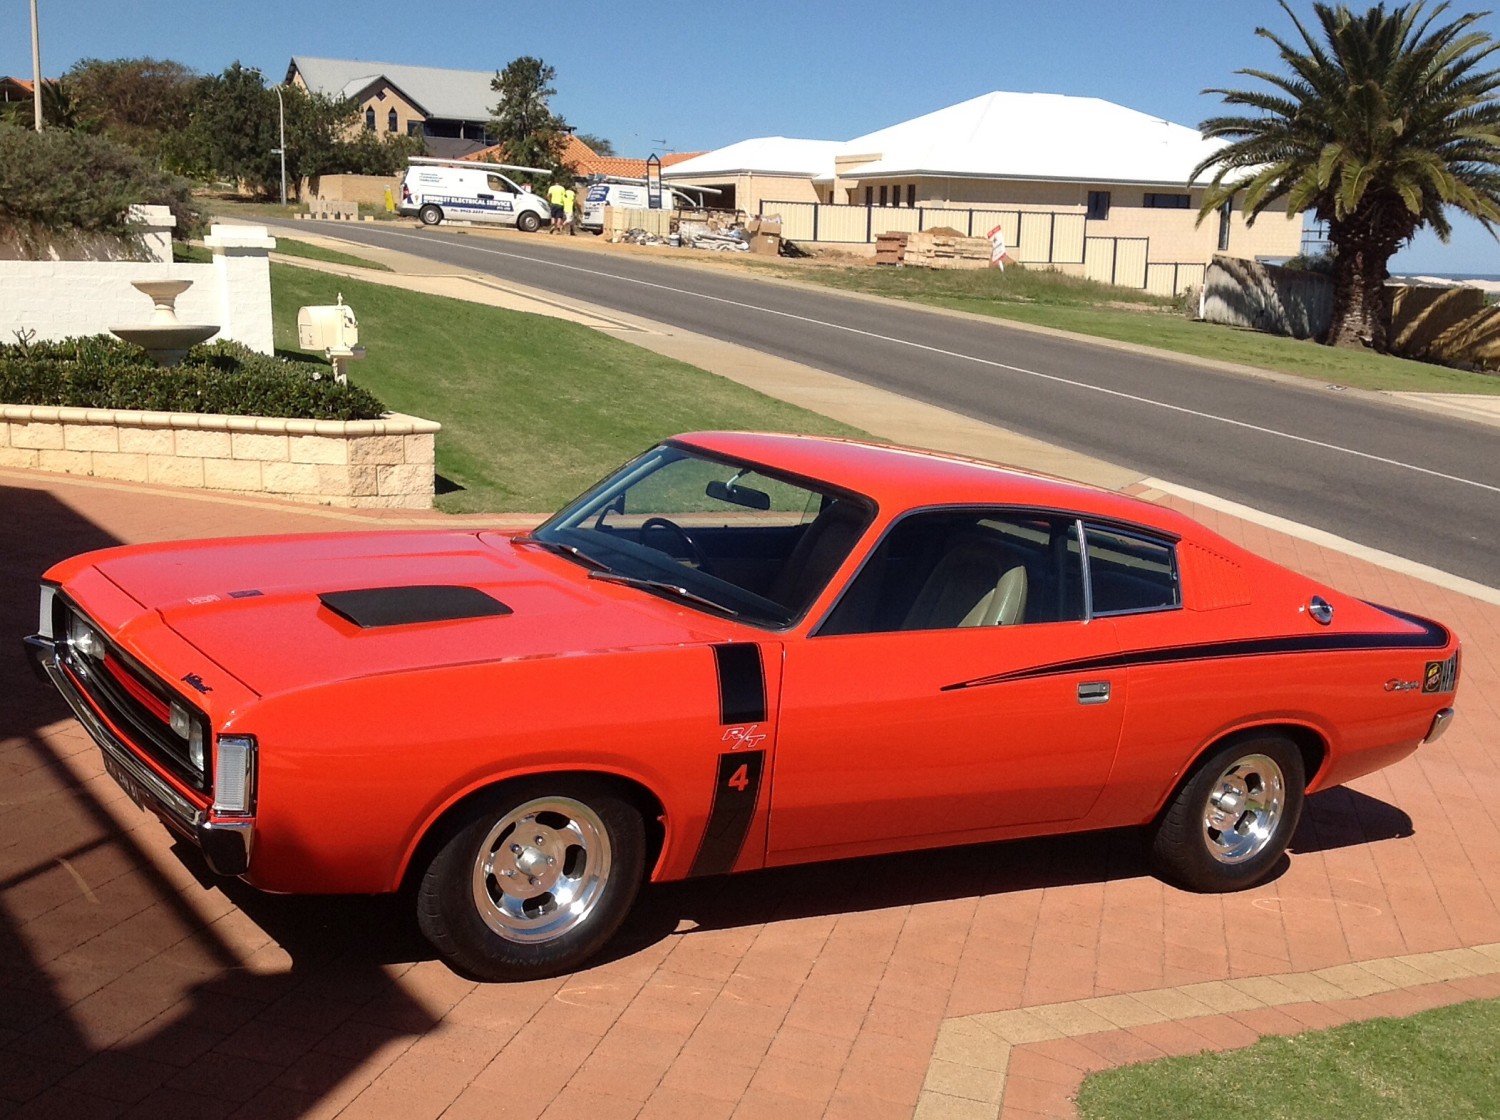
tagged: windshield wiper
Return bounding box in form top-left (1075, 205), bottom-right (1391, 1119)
top-left (511, 534), bottom-right (611, 572)
top-left (588, 571), bottom-right (739, 616)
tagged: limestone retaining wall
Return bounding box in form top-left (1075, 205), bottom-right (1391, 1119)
top-left (0, 406), bottom-right (441, 509)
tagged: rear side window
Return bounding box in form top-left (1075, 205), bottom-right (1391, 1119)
top-left (1084, 524), bottom-right (1179, 615)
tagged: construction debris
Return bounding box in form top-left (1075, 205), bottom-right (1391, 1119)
top-left (903, 229), bottom-right (992, 269)
top-left (875, 232), bottom-right (908, 265)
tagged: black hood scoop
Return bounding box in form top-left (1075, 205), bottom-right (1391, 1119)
top-left (318, 585), bottom-right (513, 629)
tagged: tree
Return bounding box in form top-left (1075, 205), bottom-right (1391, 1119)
top-left (487, 56), bottom-right (571, 177)
top-left (1194, 1), bottom-right (1500, 352)
top-left (575, 132), bottom-right (616, 156)
top-left (65, 57), bottom-right (201, 160)
top-left (177, 62), bottom-right (281, 194)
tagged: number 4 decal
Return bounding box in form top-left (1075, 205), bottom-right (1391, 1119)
top-left (689, 749), bottom-right (766, 878)
top-left (727, 763), bottom-right (751, 792)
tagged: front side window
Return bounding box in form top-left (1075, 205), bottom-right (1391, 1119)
top-left (820, 510), bottom-right (1085, 635)
top-left (1083, 524), bottom-right (1179, 615)
top-left (532, 444), bottom-right (874, 627)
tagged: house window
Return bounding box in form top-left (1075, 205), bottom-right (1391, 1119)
top-left (879, 185), bottom-right (888, 207)
top-left (1086, 190), bottom-right (1111, 220)
top-left (1144, 192), bottom-right (1191, 209)
top-left (364, 107), bottom-right (375, 131)
top-left (1218, 199), bottom-right (1232, 251)
top-left (906, 183), bottom-right (916, 207)
top-left (865, 186), bottom-right (873, 206)
top-left (388, 108), bottom-right (398, 133)
top-left (407, 120), bottom-right (423, 137)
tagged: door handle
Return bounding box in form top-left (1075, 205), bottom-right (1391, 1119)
top-left (1077, 681), bottom-right (1111, 705)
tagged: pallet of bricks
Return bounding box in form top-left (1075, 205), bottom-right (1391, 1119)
top-left (875, 232), bottom-right (908, 265)
top-left (904, 227), bottom-right (991, 269)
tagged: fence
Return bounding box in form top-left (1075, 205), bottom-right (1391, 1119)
top-left (759, 200), bottom-right (1203, 297)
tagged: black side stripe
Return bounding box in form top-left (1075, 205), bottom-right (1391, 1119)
top-left (944, 626), bottom-right (1452, 693)
top-left (713, 643), bottom-right (766, 724)
top-left (689, 750), bottom-right (765, 878)
top-left (691, 643), bottom-right (769, 878)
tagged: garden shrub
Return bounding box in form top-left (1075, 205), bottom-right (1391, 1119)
top-left (0, 336), bottom-right (387, 421)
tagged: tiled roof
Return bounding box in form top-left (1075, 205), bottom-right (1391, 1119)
top-left (287, 56), bottom-right (495, 123)
top-left (461, 136), bottom-right (706, 179)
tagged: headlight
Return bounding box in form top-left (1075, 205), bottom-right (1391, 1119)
top-left (170, 702), bottom-right (206, 771)
top-left (213, 736), bottom-right (257, 815)
top-left (67, 613), bottom-right (104, 659)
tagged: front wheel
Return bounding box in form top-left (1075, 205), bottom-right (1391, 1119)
top-left (418, 204), bottom-right (442, 226)
top-left (1149, 734), bottom-right (1305, 892)
top-left (516, 210), bottom-right (542, 233)
top-left (416, 778), bottom-right (645, 980)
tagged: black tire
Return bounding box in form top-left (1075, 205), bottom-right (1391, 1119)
top-left (416, 778), bottom-right (645, 980)
top-left (418, 204), bottom-right (442, 226)
top-left (1149, 734), bottom-right (1305, 892)
top-left (516, 210), bottom-right (541, 233)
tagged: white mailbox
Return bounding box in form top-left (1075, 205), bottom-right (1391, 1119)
top-left (297, 295), bottom-right (364, 383)
top-left (297, 301), bottom-right (359, 352)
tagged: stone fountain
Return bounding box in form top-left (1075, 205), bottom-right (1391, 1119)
top-left (110, 280), bottom-right (220, 367)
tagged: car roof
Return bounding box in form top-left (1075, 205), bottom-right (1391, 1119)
top-left (673, 432), bottom-right (1192, 534)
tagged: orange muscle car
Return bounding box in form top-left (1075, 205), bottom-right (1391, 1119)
top-left (26, 433), bottom-right (1460, 980)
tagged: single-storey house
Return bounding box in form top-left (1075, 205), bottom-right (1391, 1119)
top-left (285, 57), bottom-right (496, 158)
top-left (662, 92), bottom-right (1304, 293)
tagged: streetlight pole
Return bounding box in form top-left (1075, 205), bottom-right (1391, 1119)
top-left (274, 86), bottom-right (287, 206)
top-left (29, 0), bottom-right (43, 131)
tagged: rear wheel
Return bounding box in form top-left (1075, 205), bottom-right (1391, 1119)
top-left (416, 778), bottom-right (645, 980)
top-left (1150, 734), bottom-right (1304, 892)
top-left (516, 210), bottom-right (542, 233)
top-left (418, 204), bottom-right (442, 226)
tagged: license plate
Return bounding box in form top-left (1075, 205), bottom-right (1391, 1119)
top-left (102, 751), bottom-right (150, 812)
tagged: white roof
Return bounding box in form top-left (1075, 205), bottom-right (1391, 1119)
top-left (288, 56), bottom-right (495, 123)
top-left (661, 137), bottom-right (844, 179)
top-left (663, 92), bottom-right (1227, 188)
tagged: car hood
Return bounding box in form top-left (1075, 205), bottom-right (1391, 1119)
top-left (89, 530), bottom-right (731, 697)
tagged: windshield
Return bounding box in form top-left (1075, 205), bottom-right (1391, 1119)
top-left (529, 443), bottom-right (875, 627)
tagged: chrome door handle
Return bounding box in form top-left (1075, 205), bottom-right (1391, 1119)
top-left (1077, 681), bottom-right (1111, 705)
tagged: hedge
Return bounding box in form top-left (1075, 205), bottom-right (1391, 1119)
top-left (0, 336), bottom-right (387, 422)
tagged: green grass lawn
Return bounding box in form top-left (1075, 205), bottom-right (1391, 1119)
top-left (271, 237), bottom-right (392, 271)
top-left (269, 263), bottom-right (867, 513)
top-left (743, 261), bottom-right (1500, 396)
top-left (1076, 998), bottom-right (1500, 1120)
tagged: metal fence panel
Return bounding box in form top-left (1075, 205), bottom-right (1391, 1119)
top-left (1114, 239), bottom-right (1149, 289)
top-left (1051, 214), bottom-right (1086, 265)
top-left (765, 201), bottom-right (816, 240)
top-left (869, 208), bottom-right (924, 236)
top-left (1084, 237), bottom-right (1116, 285)
top-left (818, 206), bottom-right (874, 242)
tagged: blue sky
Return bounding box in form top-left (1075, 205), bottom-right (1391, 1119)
top-left (5, 0), bottom-right (1498, 273)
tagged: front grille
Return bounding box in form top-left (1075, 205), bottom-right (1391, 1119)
top-left (54, 599), bottom-right (209, 792)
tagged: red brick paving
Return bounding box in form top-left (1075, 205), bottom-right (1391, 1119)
top-left (2, 468), bottom-right (1497, 1120)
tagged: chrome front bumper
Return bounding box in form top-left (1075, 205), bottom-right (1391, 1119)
top-left (24, 634), bottom-right (253, 877)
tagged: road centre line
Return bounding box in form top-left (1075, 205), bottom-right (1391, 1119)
top-left (377, 229), bottom-right (1500, 497)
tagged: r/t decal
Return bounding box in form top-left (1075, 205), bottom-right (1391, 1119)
top-left (722, 724), bottom-right (766, 751)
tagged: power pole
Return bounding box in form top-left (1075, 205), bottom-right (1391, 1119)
top-left (30, 0), bottom-right (44, 130)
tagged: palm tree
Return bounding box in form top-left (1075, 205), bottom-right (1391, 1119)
top-left (1193, 1), bottom-right (1500, 352)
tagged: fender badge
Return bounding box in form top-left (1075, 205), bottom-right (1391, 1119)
top-left (1384, 678), bottom-right (1419, 692)
top-left (181, 673), bottom-right (213, 694)
top-left (722, 724), bottom-right (766, 751)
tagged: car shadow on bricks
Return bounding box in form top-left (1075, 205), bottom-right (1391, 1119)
top-left (1, 483), bottom-right (438, 1115)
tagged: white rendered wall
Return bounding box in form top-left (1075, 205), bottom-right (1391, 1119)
top-left (0, 223), bottom-right (276, 354)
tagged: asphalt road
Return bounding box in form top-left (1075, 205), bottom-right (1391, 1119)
top-left (280, 221), bottom-right (1500, 588)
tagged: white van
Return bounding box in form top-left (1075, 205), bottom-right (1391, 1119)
top-left (398, 163), bottom-right (551, 232)
top-left (580, 182), bottom-right (689, 232)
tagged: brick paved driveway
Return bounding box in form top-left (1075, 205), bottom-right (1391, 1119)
top-left (3, 470), bottom-right (1496, 1120)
